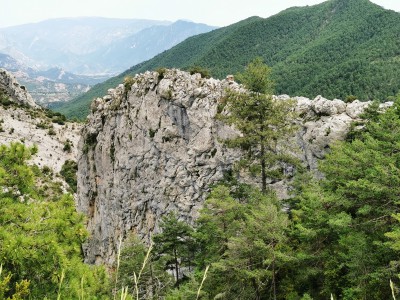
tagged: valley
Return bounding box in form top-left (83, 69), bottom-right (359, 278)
top-left (1, 0), bottom-right (400, 299)
top-left (0, 18), bottom-right (216, 106)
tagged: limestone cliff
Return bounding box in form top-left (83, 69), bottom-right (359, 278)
top-left (77, 69), bottom-right (390, 265)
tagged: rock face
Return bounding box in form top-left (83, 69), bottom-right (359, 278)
top-left (0, 68), bottom-right (38, 108)
top-left (77, 69), bottom-right (390, 265)
top-left (0, 68), bottom-right (82, 174)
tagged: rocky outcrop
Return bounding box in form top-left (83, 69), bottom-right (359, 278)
top-left (0, 69), bottom-right (82, 174)
top-left (77, 69), bottom-right (391, 265)
top-left (0, 68), bottom-right (38, 108)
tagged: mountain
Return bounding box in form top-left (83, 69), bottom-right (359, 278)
top-left (77, 68), bottom-right (391, 265)
top-left (1, 18), bottom-right (216, 105)
top-left (0, 53), bottom-right (107, 105)
top-left (83, 20), bottom-right (217, 74)
top-left (60, 0), bottom-right (400, 119)
top-left (0, 68), bottom-right (81, 174)
top-left (0, 18), bottom-right (216, 75)
top-left (0, 17), bottom-right (171, 74)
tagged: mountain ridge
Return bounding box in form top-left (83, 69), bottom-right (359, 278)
top-left (77, 68), bottom-right (392, 265)
top-left (58, 0), bottom-right (400, 119)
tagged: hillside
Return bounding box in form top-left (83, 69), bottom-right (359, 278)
top-left (58, 0), bottom-right (400, 119)
top-left (0, 68), bottom-right (81, 175)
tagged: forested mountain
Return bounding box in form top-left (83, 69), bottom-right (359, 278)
top-left (58, 0), bottom-right (400, 119)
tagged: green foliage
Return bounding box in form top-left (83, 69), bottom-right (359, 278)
top-left (48, 127), bottom-right (56, 135)
top-left (60, 159), bottom-right (78, 193)
top-left (118, 234), bottom-right (173, 299)
top-left (0, 90), bottom-right (13, 107)
top-left (187, 66), bottom-right (211, 79)
top-left (219, 58), bottom-right (299, 192)
top-left (290, 97), bottom-right (400, 299)
top-left (235, 57), bottom-right (274, 94)
top-left (188, 184), bottom-right (294, 300)
top-left (153, 212), bottom-right (195, 285)
top-left (63, 139), bottom-right (72, 152)
top-left (57, 0), bottom-right (400, 119)
top-left (0, 143), bottom-right (110, 299)
top-left (0, 264), bottom-right (30, 300)
top-left (156, 67), bottom-right (167, 80)
top-left (123, 76), bottom-right (136, 94)
top-left (83, 133), bottom-right (98, 154)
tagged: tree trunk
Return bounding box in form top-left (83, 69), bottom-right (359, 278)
top-left (252, 278), bottom-right (261, 300)
top-left (174, 248), bottom-right (179, 285)
top-left (261, 143), bottom-right (267, 194)
top-left (272, 249), bottom-right (277, 300)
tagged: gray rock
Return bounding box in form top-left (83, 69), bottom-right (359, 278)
top-left (77, 68), bottom-right (392, 266)
top-left (0, 68), bottom-right (38, 108)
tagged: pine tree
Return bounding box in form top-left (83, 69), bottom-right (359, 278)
top-left (219, 57), bottom-right (298, 193)
top-left (153, 212), bottom-right (194, 285)
top-left (193, 184), bottom-right (293, 300)
top-left (291, 98), bottom-right (400, 299)
top-left (0, 143), bottom-right (110, 299)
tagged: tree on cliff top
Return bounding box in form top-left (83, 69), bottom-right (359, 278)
top-left (219, 57), bottom-right (299, 193)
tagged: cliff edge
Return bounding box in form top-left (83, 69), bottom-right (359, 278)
top-left (77, 69), bottom-right (390, 265)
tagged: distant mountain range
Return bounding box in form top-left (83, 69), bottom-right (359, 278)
top-left (0, 53), bottom-right (107, 105)
top-left (0, 17), bottom-right (216, 104)
top-left (0, 17), bottom-right (216, 75)
top-left (57, 0), bottom-right (400, 119)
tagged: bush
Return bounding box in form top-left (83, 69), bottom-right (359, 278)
top-left (188, 66), bottom-right (211, 79)
top-left (0, 90), bottom-right (13, 106)
top-left (156, 67), bottom-right (167, 80)
top-left (60, 160), bottom-right (78, 193)
top-left (123, 76), bottom-right (136, 93)
top-left (48, 127), bottom-right (56, 136)
top-left (63, 140), bottom-right (72, 153)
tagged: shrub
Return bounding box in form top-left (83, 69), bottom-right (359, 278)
top-left (188, 66), bottom-right (211, 79)
top-left (156, 67), bottom-right (167, 80)
top-left (123, 76), bottom-right (136, 92)
top-left (63, 140), bottom-right (72, 153)
top-left (48, 127), bottom-right (56, 136)
top-left (60, 160), bottom-right (78, 193)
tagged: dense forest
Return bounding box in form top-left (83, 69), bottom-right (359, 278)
top-left (2, 59), bottom-right (400, 299)
top-left (4, 97), bottom-right (400, 299)
top-left (55, 0), bottom-right (400, 119)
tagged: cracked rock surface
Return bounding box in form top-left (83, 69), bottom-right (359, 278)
top-left (78, 69), bottom-right (391, 265)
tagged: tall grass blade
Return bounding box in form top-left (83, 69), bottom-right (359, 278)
top-left (196, 265), bottom-right (210, 300)
top-left (120, 286), bottom-right (129, 300)
top-left (114, 235), bottom-right (123, 300)
top-left (133, 241), bottom-right (153, 300)
top-left (56, 269), bottom-right (65, 300)
top-left (80, 275), bottom-right (84, 300)
top-left (391, 279), bottom-right (397, 300)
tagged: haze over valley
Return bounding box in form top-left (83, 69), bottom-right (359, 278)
top-left (1, 0), bottom-right (400, 299)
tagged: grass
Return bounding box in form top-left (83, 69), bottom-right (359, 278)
top-left (113, 236), bottom-right (123, 300)
top-left (196, 265), bottom-right (210, 300)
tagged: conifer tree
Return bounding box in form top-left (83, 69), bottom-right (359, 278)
top-left (291, 98), bottom-right (400, 299)
top-left (220, 57), bottom-right (298, 193)
top-left (153, 212), bottom-right (194, 285)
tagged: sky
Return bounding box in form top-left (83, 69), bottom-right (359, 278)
top-left (1, 0), bottom-right (399, 28)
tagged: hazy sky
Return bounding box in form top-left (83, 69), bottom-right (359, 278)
top-left (1, 0), bottom-right (399, 28)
